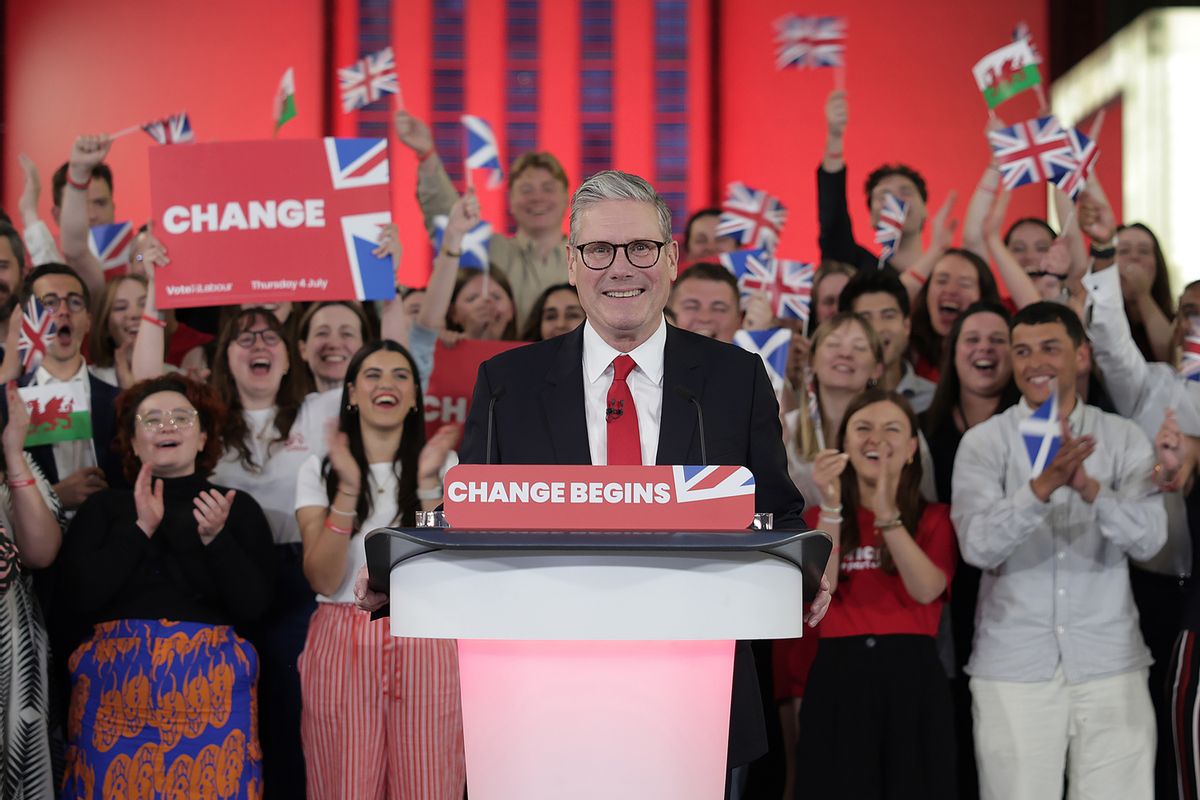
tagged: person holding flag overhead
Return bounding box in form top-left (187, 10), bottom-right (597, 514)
top-left (952, 301), bottom-right (1165, 800)
top-left (394, 110), bottom-right (570, 328)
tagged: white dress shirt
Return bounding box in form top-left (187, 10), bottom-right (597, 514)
top-left (581, 317), bottom-right (667, 466)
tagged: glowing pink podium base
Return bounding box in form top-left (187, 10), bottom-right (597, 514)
top-left (457, 639), bottom-right (735, 800)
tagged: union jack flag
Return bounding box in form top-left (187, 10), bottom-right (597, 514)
top-left (462, 115), bottom-right (504, 189)
top-left (719, 249), bottom-right (813, 321)
top-left (142, 112), bottom-right (193, 145)
top-left (672, 465), bottom-right (755, 504)
top-left (88, 222), bottom-right (134, 275)
top-left (323, 138), bottom-right (390, 190)
top-left (432, 215), bottom-right (493, 269)
top-left (987, 116), bottom-right (1079, 191)
top-left (874, 193), bottom-right (908, 262)
top-left (18, 297), bottom-right (56, 385)
top-left (1019, 388), bottom-right (1061, 478)
top-left (338, 47), bottom-right (399, 113)
top-left (1058, 127), bottom-right (1100, 202)
top-left (733, 328), bottom-right (793, 392)
top-left (716, 182), bottom-right (788, 252)
top-left (340, 211), bottom-right (396, 301)
top-left (773, 15), bottom-right (846, 70)
top-left (1180, 318), bottom-right (1200, 382)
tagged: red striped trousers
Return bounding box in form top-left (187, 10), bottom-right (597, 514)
top-left (298, 603), bottom-right (466, 800)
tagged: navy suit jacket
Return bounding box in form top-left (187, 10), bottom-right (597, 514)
top-left (460, 322), bottom-right (808, 767)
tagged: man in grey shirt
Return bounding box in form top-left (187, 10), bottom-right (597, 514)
top-left (952, 301), bottom-right (1165, 800)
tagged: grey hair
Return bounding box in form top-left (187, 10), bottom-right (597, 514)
top-left (568, 170), bottom-right (672, 245)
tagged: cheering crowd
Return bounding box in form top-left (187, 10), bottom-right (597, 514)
top-left (0, 84), bottom-right (1195, 800)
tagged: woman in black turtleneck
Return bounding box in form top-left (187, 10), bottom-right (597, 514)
top-left (56, 374), bottom-right (273, 799)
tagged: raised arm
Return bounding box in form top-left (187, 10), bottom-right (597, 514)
top-left (416, 191), bottom-right (479, 333)
top-left (17, 154), bottom-right (64, 266)
top-left (131, 235), bottom-right (170, 380)
top-left (899, 191), bottom-right (958, 303)
top-left (375, 223), bottom-right (412, 347)
top-left (3, 382), bottom-right (62, 568)
top-left (394, 110), bottom-right (462, 235)
top-left (961, 117), bottom-right (1005, 260)
top-left (59, 136), bottom-right (110, 305)
top-left (982, 188), bottom-right (1042, 309)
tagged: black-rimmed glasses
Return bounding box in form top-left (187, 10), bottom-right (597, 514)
top-left (234, 329), bottom-right (282, 349)
top-left (574, 240), bottom-right (668, 270)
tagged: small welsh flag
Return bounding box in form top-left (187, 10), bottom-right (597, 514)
top-left (273, 67), bottom-right (297, 133)
top-left (972, 38), bottom-right (1041, 109)
top-left (19, 383), bottom-right (92, 447)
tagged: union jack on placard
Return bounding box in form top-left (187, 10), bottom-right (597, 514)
top-left (338, 46), bottom-right (400, 113)
top-left (433, 215), bottom-right (493, 269)
top-left (323, 138), bottom-right (390, 190)
top-left (1058, 127), bottom-right (1100, 202)
top-left (987, 116), bottom-right (1079, 191)
top-left (462, 115), bottom-right (504, 189)
top-left (672, 465), bottom-right (756, 504)
top-left (142, 112), bottom-right (193, 145)
top-left (773, 15), bottom-right (846, 70)
top-left (874, 193), bottom-right (909, 262)
top-left (733, 328), bottom-right (793, 392)
top-left (1180, 318), bottom-right (1200, 382)
top-left (88, 222), bottom-right (134, 274)
top-left (18, 297), bottom-right (56, 385)
top-left (339, 211), bottom-right (396, 302)
top-left (716, 182), bottom-right (788, 252)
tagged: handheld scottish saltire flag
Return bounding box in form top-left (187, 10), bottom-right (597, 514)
top-left (733, 328), bottom-right (793, 392)
top-left (461, 115), bottom-right (504, 190)
top-left (17, 297), bottom-right (56, 386)
top-left (773, 15), bottom-right (846, 70)
top-left (142, 112), bottom-right (194, 145)
top-left (874, 193), bottom-right (908, 264)
top-left (972, 38), bottom-right (1042, 110)
top-left (1058, 127), bottom-right (1100, 202)
top-left (1019, 388), bottom-right (1062, 478)
top-left (19, 384), bottom-right (92, 447)
top-left (432, 215), bottom-right (494, 269)
top-left (716, 182), bottom-right (788, 252)
top-left (1180, 317), bottom-right (1200, 382)
top-left (987, 116), bottom-right (1078, 191)
top-left (338, 47), bottom-right (399, 113)
top-left (88, 222), bottom-right (134, 275)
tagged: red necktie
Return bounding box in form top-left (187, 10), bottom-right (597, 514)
top-left (606, 355), bottom-right (642, 465)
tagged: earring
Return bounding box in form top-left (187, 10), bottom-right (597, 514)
top-left (408, 405), bottom-right (418, 416)
top-left (906, 455), bottom-right (913, 465)
top-left (346, 403), bottom-right (358, 413)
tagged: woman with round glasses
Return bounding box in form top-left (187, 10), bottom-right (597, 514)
top-left (57, 374), bottom-right (274, 798)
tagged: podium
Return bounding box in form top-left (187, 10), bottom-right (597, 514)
top-left (364, 465), bottom-right (830, 800)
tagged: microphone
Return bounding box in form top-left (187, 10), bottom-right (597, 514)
top-left (675, 386), bottom-right (708, 466)
top-left (606, 399), bottom-right (624, 422)
top-left (485, 384), bottom-right (506, 465)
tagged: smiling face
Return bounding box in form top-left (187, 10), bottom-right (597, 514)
top-left (107, 278), bottom-right (147, 349)
top-left (843, 400), bottom-right (918, 485)
top-left (813, 319), bottom-right (881, 393)
top-left (540, 287), bottom-right (585, 340)
top-left (450, 274), bottom-right (515, 340)
top-left (568, 199), bottom-right (678, 349)
top-left (1011, 320), bottom-right (1086, 409)
top-left (684, 214), bottom-right (738, 262)
top-left (815, 273), bottom-right (850, 325)
top-left (32, 272), bottom-right (91, 369)
top-left (510, 166), bottom-right (569, 238)
top-left (132, 390), bottom-right (206, 478)
top-left (669, 276), bottom-right (740, 342)
top-left (1116, 226), bottom-right (1159, 303)
top-left (1007, 220), bottom-right (1054, 270)
top-left (0, 237), bottom-right (21, 310)
top-left (927, 253), bottom-right (982, 337)
top-left (226, 314), bottom-right (288, 405)
top-left (954, 311), bottom-right (1012, 398)
top-left (348, 349), bottom-right (417, 431)
top-left (850, 291), bottom-right (908, 368)
top-left (300, 305), bottom-right (364, 389)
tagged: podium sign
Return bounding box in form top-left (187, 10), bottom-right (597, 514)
top-left (443, 463), bottom-right (756, 531)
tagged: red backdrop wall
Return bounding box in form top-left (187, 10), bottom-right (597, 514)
top-left (4, 0), bottom-right (1073, 289)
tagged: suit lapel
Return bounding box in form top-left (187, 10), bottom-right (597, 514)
top-left (540, 326), bottom-right (592, 465)
top-left (657, 325), bottom-right (705, 465)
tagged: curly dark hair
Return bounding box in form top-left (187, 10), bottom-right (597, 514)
top-left (116, 375), bottom-right (227, 483)
top-left (864, 164), bottom-right (928, 210)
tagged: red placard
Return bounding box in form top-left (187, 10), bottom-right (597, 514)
top-left (148, 138), bottom-right (394, 308)
top-left (423, 339), bottom-right (525, 436)
top-left (444, 465), bottom-right (756, 531)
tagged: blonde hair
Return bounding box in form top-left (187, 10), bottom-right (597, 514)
top-left (795, 312), bottom-right (884, 461)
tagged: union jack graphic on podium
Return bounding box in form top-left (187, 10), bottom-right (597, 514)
top-left (324, 138), bottom-right (389, 190)
top-left (1058, 127), bottom-right (1100, 201)
top-left (142, 112), bottom-right (194, 145)
top-left (672, 465), bottom-right (756, 504)
top-left (773, 15), bottom-right (846, 70)
top-left (18, 297), bottom-right (56, 385)
top-left (716, 182), bottom-right (788, 252)
top-left (1019, 389), bottom-right (1062, 478)
top-left (988, 116), bottom-right (1079, 191)
top-left (1180, 319), bottom-right (1200, 382)
top-left (88, 222), bottom-right (134, 275)
top-left (338, 46), bottom-right (400, 113)
top-left (875, 193), bottom-right (908, 262)
top-left (433, 216), bottom-right (493, 269)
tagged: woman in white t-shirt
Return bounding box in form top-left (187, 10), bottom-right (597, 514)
top-left (295, 340), bottom-right (465, 798)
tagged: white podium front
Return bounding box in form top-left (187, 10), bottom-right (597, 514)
top-left (365, 526), bottom-right (831, 800)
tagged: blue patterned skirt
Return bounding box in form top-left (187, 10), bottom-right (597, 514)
top-left (61, 619), bottom-right (261, 799)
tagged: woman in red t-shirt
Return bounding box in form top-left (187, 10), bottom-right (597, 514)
top-left (795, 388), bottom-right (957, 799)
